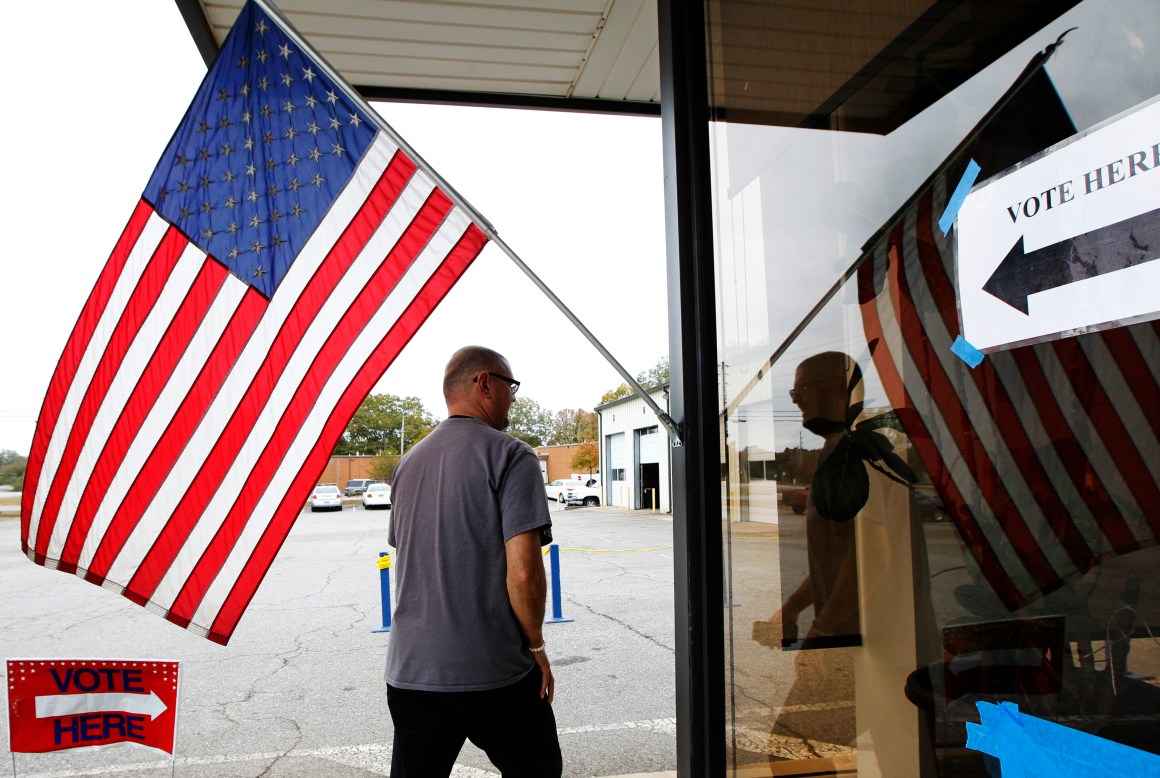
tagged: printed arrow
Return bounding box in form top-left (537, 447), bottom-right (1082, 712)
top-left (35, 691), bottom-right (168, 720)
top-left (983, 206), bottom-right (1160, 314)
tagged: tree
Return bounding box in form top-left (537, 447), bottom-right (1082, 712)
top-left (571, 443), bottom-right (599, 475)
top-left (335, 394), bottom-right (438, 456)
top-left (0, 450), bottom-right (26, 491)
top-left (506, 397), bottom-right (554, 447)
top-left (600, 356), bottom-right (670, 404)
top-left (550, 408), bottom-right (598, 444)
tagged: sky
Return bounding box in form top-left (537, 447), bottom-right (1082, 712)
top-left (0, 1), bottom-right (669, 456)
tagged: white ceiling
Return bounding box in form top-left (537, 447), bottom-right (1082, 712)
top-left (184, 0), bottom-right (660, 112)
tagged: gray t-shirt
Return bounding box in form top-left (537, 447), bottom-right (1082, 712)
top-left (385, 416), bottom-right (552, 691)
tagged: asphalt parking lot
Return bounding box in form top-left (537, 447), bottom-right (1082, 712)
top-left (0, 501), bottom-right (678, 777)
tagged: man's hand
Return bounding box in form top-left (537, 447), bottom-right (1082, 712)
top-left (506, 529), bottom-right (555, 703)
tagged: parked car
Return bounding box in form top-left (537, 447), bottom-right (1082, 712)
top-left (361, 482), bottom-right (392, 510)
top-left (545, 479), bottom-right (575, 501)
top-left (560, 478), bottom-right (601, 507)
top-left (781, 487), bottom-right (809, 514)
top-left (310, 483), bottom-right (343, 512)
top-left (343, 479), bottom-right (374, 496)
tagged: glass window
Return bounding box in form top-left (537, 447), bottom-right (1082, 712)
top-left (710, 1), bottom-right (1160, 775)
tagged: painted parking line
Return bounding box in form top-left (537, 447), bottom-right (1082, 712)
top-left (11, 717), bottom-right (679, 777)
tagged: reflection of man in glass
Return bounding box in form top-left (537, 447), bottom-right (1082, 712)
top-left (753, 350), bottom-right (922, 773)
top-left (780, 351), bottom-right (864, 647)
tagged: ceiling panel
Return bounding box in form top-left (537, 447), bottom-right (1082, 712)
top-left (178, 0), bottom-right (1079, 127)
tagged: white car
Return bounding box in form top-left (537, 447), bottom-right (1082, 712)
top-left (361, 482), bottom-right (392, 510)
top-left (309, 483), bottom-right (343, 512)
top-left (560, 479), bottom-right (601, 507)
top-left (545, 479), bottom-right (574, 501)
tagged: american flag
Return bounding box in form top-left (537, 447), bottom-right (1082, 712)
top-left (857, 65), bottom-right (1160, 610)
top-left (21, 0), bottom-right (488, 644)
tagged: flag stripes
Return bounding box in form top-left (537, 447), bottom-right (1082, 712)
top-left (25, 120), bottom-right (488, 640)
top-left (858, 181), bottom-right (1160, 608)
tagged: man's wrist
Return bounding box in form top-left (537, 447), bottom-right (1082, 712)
top-left (528, 640), bottom-right (547, 653)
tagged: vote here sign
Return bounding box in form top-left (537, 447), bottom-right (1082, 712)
top-left (6, 659), bottom-right (180, 755)
top-left (956, 95), bottom-right (1160, 352)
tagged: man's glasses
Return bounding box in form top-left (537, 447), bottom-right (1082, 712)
top-left (475, 371), bottom-right (521, 395)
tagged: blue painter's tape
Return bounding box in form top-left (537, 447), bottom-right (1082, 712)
top-left (938, 158), bottom-right (981, 235)
top-left (967, 701), bottom-right (1160, 777)
top-left (951, 335), bottom-right (985, 368)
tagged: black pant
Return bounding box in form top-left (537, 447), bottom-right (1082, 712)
top-left (387, 665), bottom-right (562, 777)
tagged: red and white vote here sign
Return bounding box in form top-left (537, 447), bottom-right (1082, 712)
top-left (7, 659), bottom-right (180, 755)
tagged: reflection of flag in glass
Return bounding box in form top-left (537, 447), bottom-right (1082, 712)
top-left (21, 0), bottom-right (487, 644)
top-left (857, 67), bottom-right (1160, 609)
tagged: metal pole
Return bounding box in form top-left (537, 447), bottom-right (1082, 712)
top-left (372, 552), bottom-right (392, 632)
top-left (544, 544), bottom-right (574, 624)
top-left (253, 0), bottom-right (682, 447)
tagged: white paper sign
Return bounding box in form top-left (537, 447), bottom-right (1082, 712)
top-left (956, 96), bottom-right (1160, 352)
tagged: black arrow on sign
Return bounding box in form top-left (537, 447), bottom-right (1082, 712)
top-left (983, 206), bottom-right (1160, 314)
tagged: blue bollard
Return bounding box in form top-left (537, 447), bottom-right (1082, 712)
top-left (544, 544), bottom-right (574, 624)
top-left (372, 552), bottom-right (392, 633)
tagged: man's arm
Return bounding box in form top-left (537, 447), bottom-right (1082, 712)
top-left (505, 528), bottom-right (554, 703)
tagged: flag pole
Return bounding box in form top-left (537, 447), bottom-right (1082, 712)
top-left (251, 0), bottom-right (683, 446)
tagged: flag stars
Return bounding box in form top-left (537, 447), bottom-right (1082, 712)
top-left (252, 262), bottom-right (267, 276)
top-left (243, 137), bottom-right (255, 151)
top-left (229, 246), bottom-right (240, 259)
top-left (202, 227), bottom-right (215, 240)
top-left (222, 169), bottom-right (237, 183)
top-left (258, 75), bottom-right (270, 91)
top-left (349, 113), bottom-right (363, 127)
top-left (272, 234), bottom-right (286, 248)
top-left (307, 120), bottom-right (320, 135)
top-left (227, 221), bottom-right (239, 235)
top-left (262, 131), bottom-right (275, 145)
top-left (331, 142), bottom-right (345, 156)
top-left (260, 104), bottom-right (273, 119)
top-left (270, 209), bottom-right (283, 223)
top-left (196, 120), bottom-right (211, 134)
top-left (239, 83), bottom-right (251, 98)
top-left (249, 214), bottom-right (263, 228)
top-left (180, 206), bottom-right (193, 220)
top-left (282, 99), bottom-right (295, 115)
top-left (309, 147), bottom-right (322, 162)
top-left (286, 151), bottom-right (300, 167)
top-left (291, 203), bottom-right (305, 217)
top-left (247, 188), bottom-right (260, 202)
top-left (279, 43), bottom-right (292, 58)
top-left (175, 152), bottom-right (192, 168)
top-left (237, 55), bottom-right (249, 69)
top-left (312, 172), bottom-right (326, 187)
top-left (329, 116), bottom-right (342, 130)
top-left (201, 201), bottom-right (214, 214)
top-left (220, 142), bottom-right (233, 157)
top-left (326, 89), bottom-right (338, 104)
top-left (242, 110), bottom-right (252, 124)
top-left (266, 182), bottom-right (280, 196)
top-left (281, 72), bottom-right (294, 87)
top-left (217, 87), bottom-right (230, 101)
top-left (256, 49), bottom-right (269, 64)
top-left (288, 177), bottom-right (301, 191)
top-left (245, 162), bottom-right (257, 176)
top-left (304, 95), bottom-right (318, 110)
top-left (198, 148), bottom-right (212, 162)
top-left (200, 174), bottom-right (213, 188)
top-left (251, 242), bottom-right (264, 256)
top-left (302, 66), bottom-right (316, 82)
top-left (225, 195), bottom-right (238, 209)
top-left (255, 19), bottom-right (268, 34)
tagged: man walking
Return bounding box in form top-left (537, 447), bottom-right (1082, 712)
top-left (385, 345), bottom-right (562, 776)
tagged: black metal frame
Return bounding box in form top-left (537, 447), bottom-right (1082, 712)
top-left (658, 1), bottom-right (726, 775)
